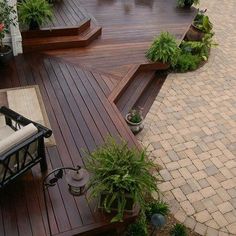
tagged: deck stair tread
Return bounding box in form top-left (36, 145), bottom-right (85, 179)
top-left (116, 70), bottom-right (156, 116)
top-left (22, 21), bottom-right (102, 52)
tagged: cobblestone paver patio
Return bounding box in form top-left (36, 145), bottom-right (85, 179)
top-left (137, 1), bottom-right (236, 235)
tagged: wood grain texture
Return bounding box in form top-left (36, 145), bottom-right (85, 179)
top-left (0, 0), bottom-right (196, 234)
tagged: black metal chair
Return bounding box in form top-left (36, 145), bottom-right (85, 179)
top-left (0, 106), bottom-right (52, 188)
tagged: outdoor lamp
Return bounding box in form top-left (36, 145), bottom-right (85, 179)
top-left (151, 213), bottom-right (166, 235)
top-left (66, 166), bottom-right (89, 196)
top-left (43, 166), bottom-right (89, 235)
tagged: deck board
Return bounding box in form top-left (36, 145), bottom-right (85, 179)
top-left (0, 0), bottom-right (196, 234)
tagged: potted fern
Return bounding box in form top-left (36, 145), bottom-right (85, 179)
top-left (177, 0), bottom-right (199, 8)
top-left (0, 0), bottom-right (17, 64)
top-left (18, 0), bottom-right (53, 30)
top-left (146, 32), bottom-right (180, 68)
top-left (85, 138), bottom-right (159, 222)
top-left (125, 107), bottom-right (144, 134)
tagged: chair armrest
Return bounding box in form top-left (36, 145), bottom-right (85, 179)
top-left (0, 131), bottom-right (44, 161)
top-left (0, 106), bottom-right (52, 138)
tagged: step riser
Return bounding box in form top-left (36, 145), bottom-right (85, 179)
top-left (22, 19), bottom-right (91, 39)
top-left (116, 71), bottom-right (156, 116)
top-left (23, 27), bottom-right (102, 53)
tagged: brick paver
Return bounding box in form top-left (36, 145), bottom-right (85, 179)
top-left (137, 1), bottom-right (236, 235)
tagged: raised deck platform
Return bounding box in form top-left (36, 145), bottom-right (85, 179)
top-left (0, 0), bottom-right (196, 235)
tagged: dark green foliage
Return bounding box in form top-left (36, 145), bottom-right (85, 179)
top-left (177, 0), bottom-right (199, 7)
top-left (18, 0), bottom-right (53, 28)
top-left (125, 215), bottom-right (148, 236)
top-left (194, 12), bottom-right (213, 34)
top-left (174, 52), bottom-right (201, 72)
top-left (85, 138), bottom-right (159, 222)
top-left (145, 200), bottom-right (170, 220)
top-left (146, 32), bottom-right (180, 66)
top-left (170, 223), bottom-right (188, 236)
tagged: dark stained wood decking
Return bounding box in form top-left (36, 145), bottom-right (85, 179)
top-left (0, 0), bottom-right (197, 235)
top-left (43, 0), bottom-right (87, 29)
top-left (0, 56), bottom-right (138, 236)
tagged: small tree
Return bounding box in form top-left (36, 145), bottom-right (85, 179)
top-left (0, 0), bottom-right (17, 52)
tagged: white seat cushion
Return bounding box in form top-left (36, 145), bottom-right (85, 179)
top-left (0, 126), bottom-right (15, 141)
top-left (0, 123), bottom-right (38, 155)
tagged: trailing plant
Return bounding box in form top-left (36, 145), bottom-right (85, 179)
top-left (0, 0), bottom-right (17, 52)
top-left (170, 223), bottom-right (188, 236)
top-left (127, 108), bottom-right (143, 123)
top-left (194, 11), bottom-right (213, 34)
top-left (125, 214), bottom-right (148, 236)
top-left (146, 32), bottom-right (180, 66)
top-left (85, 138), bottom-right (159, 222)
top-left (18, 0), bottom-right (53, 30)
top-left (174, 52), bottom-right (201, 72)
top-left (177, 0), bottom-right (199, 8)
top-left (145, 200), bottom-right (170, 220)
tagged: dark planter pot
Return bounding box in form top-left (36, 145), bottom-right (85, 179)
top-left (0, 45), bottom-right (13, 65)
top-left (125, 113), bottom-right (144, 135)
top-left (99, 192), bottom-right (135, 213)
top-left (183, 0), bottom-right (193, 8)
top-left (186, 24), bottom-right (205, 41)
top-left (29, 20), bottom-right (40, 30)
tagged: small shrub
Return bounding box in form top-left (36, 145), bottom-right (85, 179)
top-left (194, 12), bottom-right (213, 34)
top-left (170, 223), bottom-right (188, 236)
top-left (145, 200), bottom-right (170, 219)
top-left (177, 0), bottom-right (199, 8)
top-left (174, 52), bottom-right (201, 72)
top-left (146, 32), bottom-right (180, 66)
top-left (125, 215), bottom-right (148, 236)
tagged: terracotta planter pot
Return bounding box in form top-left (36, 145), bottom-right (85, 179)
top-left (99, 192), bottom-right (135, 213)
top-left (186, 24), bottom-right (205, 41)
top-left (0, 45), bottom-right (13, 65)
top-left (125, 113), bottom-right (144, 134)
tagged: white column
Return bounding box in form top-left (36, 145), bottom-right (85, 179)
top-left (8, 0), bottom-right (22, 56)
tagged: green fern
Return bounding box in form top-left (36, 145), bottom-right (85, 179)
top-left (146, 32), bottom-right (180, 66)
top-left (18, 0), bottom-right (53, 28)
top-left (85, 137), bottom-right (160, 222)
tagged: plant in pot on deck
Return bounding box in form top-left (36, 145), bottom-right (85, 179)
top-left (146, 32), bottom-right (180, 68)
top-left (125, 107), bottom-right (144, 134)
top-left (177, 0), bottom-right (199, 8)
top-left (0, 0), bottom-right (17, 65)
top-left (18, 0), bottom-right (53, 30)
top-left (186, 9), bottom-right (214, 41)
top-left (85, 138), bottom-right (159, 223)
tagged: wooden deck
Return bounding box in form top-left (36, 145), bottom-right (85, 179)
top-left (0, 0), bottom-right (196, 235)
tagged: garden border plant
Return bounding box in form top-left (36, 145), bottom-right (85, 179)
top-left (146, 14), bottom-right (216, 73)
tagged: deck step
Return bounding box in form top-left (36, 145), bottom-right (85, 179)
top-left (134, 71), bottom-right (168, 118)
top-left (21, 18), bottom-right (91, 39)
top-left (116, 70), bottom-right (156, 117)
top-left (22, 25), bottom-right (102, 52)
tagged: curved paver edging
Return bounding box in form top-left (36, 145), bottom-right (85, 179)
top-left (137, 1), bottom-right (236, 235)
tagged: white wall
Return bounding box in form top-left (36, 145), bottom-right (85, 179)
top-left (5, 0), bottom-right (23, 56)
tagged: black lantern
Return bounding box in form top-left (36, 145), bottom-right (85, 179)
top-left (43, 166), bottom-right (89, 235)
top-left (66, 167), bottom-right (89, 196)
